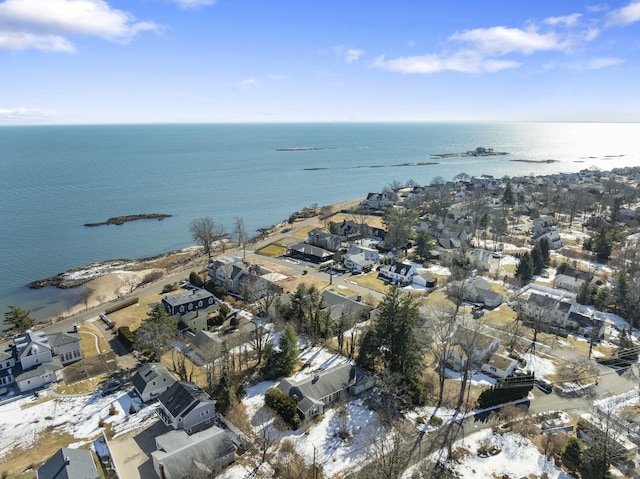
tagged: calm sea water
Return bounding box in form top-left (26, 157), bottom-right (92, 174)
top-left (1, 122), bottom-right (639, 323)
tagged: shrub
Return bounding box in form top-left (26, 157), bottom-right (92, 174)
top-left (163, 283), bottom-right (178, 293)
top-left (109, 403), bottom-right (117, 416)
top-left (429, 415), bottom-right (443, 426)
top-left (141, 271), bottom-right (163, 285)
top-left (264, 387), bottom-right (300, 429)
top-left (117, 326), bottom-right (136, 351)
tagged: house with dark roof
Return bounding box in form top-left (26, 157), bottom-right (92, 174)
top-left (0, 346), bottom-right (16, 389)
top-left (36, 447), bottom-right (100, 479)
top-left (321, 290), bottom-right (371, 322)
top-left (379, 261), bottom-right (417, 285)
top-left (307, 229), bottom-right (342, 252)
top-left (157, 381), bottom-right (216, 434)
top-left (132, 363), bottom-right (176, 402)
top-left (161, 289), bottom-right (216, 316)
top-left (287, 242), bottom-right (334, 264)
top-left (413, 271), bottom-right (437, 288)
top-left (151, 427), bottom-right (235, 479)
top-left (278, 363), bottom-right (373, 420)
top-left (554, 266), bottom-right (594, 292)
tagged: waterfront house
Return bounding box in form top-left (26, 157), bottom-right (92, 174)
top-left (307, 229), bottom-right (342, 252)
top-left (151, 427), bottom-right (235, 479)
top-left (157, 381), bottom-right (216, 434)
top-left (132, 362), bottom-right (176, 402)
top-left (49, 329), bottom-right (82, 366)
top-left (162, 289), bottom-right (216, 316)
top-left (287, 242), bottom-right (334, 263)
top-left (0, 346), bottom-right (16, 389)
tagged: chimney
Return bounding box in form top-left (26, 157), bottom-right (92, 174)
top-left (64, 457), bottom-right (70, 466)
top-left (159, 463), bottom-right (166, 479)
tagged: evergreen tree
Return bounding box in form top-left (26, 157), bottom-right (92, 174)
top-left (578, 441), bottom-right (611, 479)
top-left (3, 305), bottom-right (36, 334)
top-left (502, 182), bottom-right (515, 206)
top-left (577, 280), bottom-right (590, 305)
top-left (538, 237), bottom-right (551, 265)
top-left (356, 327), bottom-right (379, 372)
top-left (561, 436), bottom-right (583, 474)
top-left (515, 252), bottom-right (534, 282)
top-left (531, 244), bottom-right (545, 276)
top-left (135, 304), bottom-right (178, 360)
top-left (414, 230), bottom-right (434, 262)
top-left (373, 287), bottom-right (425, 404)
top-left (613, 270), bottom-right (630, 318)
top-left (262, 324), bottom-right (299, 379)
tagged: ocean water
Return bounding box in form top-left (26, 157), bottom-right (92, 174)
top-left (1, 122), bottom-right (639, 323)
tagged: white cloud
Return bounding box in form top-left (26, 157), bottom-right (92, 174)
top-left (450, 26), bottom-right (568, 55)
top-left (606, 0), bottom-right (640, 26)
top-left (333, 45), bottom-right (364, 63)
top-left (0, 0), bottom-right (159, 52)
top-left (373, 52), bottom-right (520, 74)
top-left (586, 56), bottom-right (624, 68)
top-left (170, 0), bottom-right (216, 9)
top-left (237, 78), bottom-right (260, 89)
top-left (544, 13), bottom-right (582, 26)
top-left (0, 107), bottom-right (56, 121)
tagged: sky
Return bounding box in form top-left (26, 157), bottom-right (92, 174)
top-left (1, 0), bottom-right (640, 124)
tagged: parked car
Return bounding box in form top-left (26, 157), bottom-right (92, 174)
top-left (535, 378), bottom-right (553, 394)
top-left (102, 379), bottom-right (122, 395)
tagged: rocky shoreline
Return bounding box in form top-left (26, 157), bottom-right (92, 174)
top-left (83, 213), bottom-right (171, 227)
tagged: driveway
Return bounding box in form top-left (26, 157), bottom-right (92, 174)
top-left (110, 419), bottom-right (172, 479)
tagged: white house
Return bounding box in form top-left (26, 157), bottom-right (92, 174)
top-left (379, 262), bottom-right (417, 285)
top-left (481, 353), bottom-right (518, 379)
top-left (132, 363), bottom-right (176, 402)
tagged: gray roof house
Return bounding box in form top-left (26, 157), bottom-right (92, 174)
top-left (379, 262), bottom-right (417, 285)
top-left (461, 277), bottom-right (504, 309)
top-left (36, 447), bottom-right (100, 479)
top-left (278, 363), bottom-right (373, 420)
top-left (132, 363), bottom-right (176, 402)
top-left (321, 290), bottom-right (371, 322)
top-left (151, 427), bottom-right (235, 479)
top-left (157, 381), bottom-right (216, 434)
top-left (161, 289), bottom-right (216, 316)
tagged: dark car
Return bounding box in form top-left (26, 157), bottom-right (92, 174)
top-left (102, 379), bottom-right (122, 395)
top-left (535, 378), bottom-right (553, 394)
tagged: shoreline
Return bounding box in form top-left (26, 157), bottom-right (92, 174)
top-left (26, 197), bottom-right (363, 323)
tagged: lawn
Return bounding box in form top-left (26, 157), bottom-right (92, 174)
top-left (255, 243), bottom-right (288, 257)
top-left (350, 271), bottom-right (391, 295)
top-left (78, 322), bottom-right (111, 357)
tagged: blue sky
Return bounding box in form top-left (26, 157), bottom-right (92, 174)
top-left (1, 0), bottom-right (640, 124)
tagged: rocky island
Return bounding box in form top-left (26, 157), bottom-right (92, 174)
top-left (84, 213), bottom-right (171, 227)
top-left (431, 146), bottom-right (509, 158)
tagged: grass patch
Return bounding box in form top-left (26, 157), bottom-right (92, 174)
top-left (255, 244), bottom-right (287, 257)
top-left (56, 374), bottom-right (109, 395)
top-left (290, 225), bottom-right (315, 240)
top-left (350, 272), bottom-right (391, 295)
top-left (78, 323), bottom-right (110, 357)
top-left (107, 293), bottom-right (162, 332)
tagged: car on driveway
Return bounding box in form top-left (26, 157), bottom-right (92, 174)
top-left (102, 379), bottom-right (122, 395)
top-left (535, 378), bottom-right (553, 394)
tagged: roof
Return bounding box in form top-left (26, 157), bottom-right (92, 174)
top-left (37, 447), bottom-right (99, 479)
top-left (527, 292), bottom-right (557, 310)
top-left (278, 363), bottom-right (364, 411)
top-left (288, 242), bottom-right (333, 259)
top-left (49, 331), bottom-right (81, 348)
top-left (151, 427), bottom-right (235, 478)
top-left (485, 353), bottom-right (517, 371)
top-left (15, 357), bottom-right (63, 382)
top-left (14, 330), bottom-right (51, 359)
top-left (132, 363), bottom-right (175, 393)
top-left (158, 381), bottom-right (214, 419)
top-left (453, 326), bottom-right (498, 351)
top-left (162, 289), bottom-right (215, 307)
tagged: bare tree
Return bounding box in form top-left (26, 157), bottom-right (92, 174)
top-left (233, 217), bottom-right (249, 260)
top-left (364, 419), bottom-right (413, 479)
top-left (427, 305), bottom-right (458, 406)
top-left (249, 322), bottom-right (274, 366)
top-left (170, 349), bottom-right (195, 382)
top-left (190, 217), bottom-right (227, 257)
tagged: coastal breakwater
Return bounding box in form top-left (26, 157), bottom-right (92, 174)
top-left (431, 146), bottom-right (509, 159)
top-left (84, 213), bottom-right (171, 227)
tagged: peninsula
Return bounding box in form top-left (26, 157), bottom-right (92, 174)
top-left (83, 213), bottom-right (171, 227)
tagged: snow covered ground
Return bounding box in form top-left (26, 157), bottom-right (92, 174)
top-left (0, 388), bottom-right (155, 462)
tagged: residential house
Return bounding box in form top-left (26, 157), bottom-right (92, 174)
top-left (567, 311), bottom-right (605, 338)
top-left (37, 447), bottom-right (100, 479)
top-left (307, 229), bottom-right (342, 252)
top-left (468, 249), bottom-right (495, 272)
top-left (278, 363), bottom-right (374, 420)
top-left (151, 427), bottom-right (235, 479)
top-left (177, 310), bottom-right (208, 335)
top-left (12, 330), bottom-right (65, 392)
top-left (162, 289), bottom-right (216, 316)
top-left (343, 244), bottom-right (380, 266)
top-left (554, 267), bottom-right (594, 292)
top-left (321, 290), bottom-right (371, 322)
top-left (49, 329), bottom-right (82, 366)
top-left (413, 271), bottom-right (437, 288)
top-left (0, 346), bottom-right (15, 389)
top-left (361, 191), bottom-right (396, 211)
top-left (532, 215), bottom-right (557, 236)
top-left (338, 219), bottom-right (368, 241)
top-left (481, 353), bottom-right (518, 379)
top-left (132, 363), bottom-right (176, 402)
top-left (209, 258), bottom-right (273, 299)
top-left (187, 330), bottom-right (224, 366)
top-left (379, 262), bottom-right (417, 285)
top-left (343, 252), bottom-right (374, 273)
top-left (448, 326), bottom-right (501, 372)
top-left (157, 381), bottom-right (216, 434)
top-left (287, 242), bottom-right (334, 263)
top-left (533, 227), bottom-right (564, 250)
top-left (461, 276), bottom-right (504, 308)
